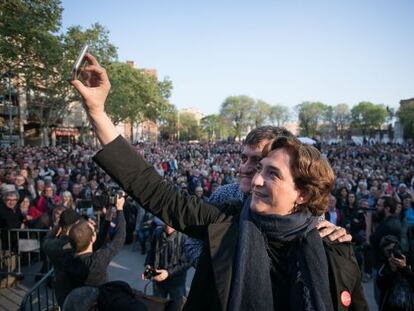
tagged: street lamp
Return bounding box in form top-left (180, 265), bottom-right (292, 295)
top-left (7, 72), bottom-right (13, 137)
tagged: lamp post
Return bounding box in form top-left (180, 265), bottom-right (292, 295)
top-left (7, 73), bottom-right (13, 138)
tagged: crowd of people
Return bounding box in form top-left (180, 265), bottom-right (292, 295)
top-left (0, 130), bottom-right (413, 309)
top-left (0, 53), bottom-right (413, 310)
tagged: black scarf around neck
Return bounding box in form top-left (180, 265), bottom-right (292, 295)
top-left (228, 200), bottom-right (334, 311)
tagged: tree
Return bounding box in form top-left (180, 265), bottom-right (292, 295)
top-left (0, 1), bottom-right (119, 145)
top-left (105, 62), bottom-right (173, 142)
top-left (351, 102), bottom-right (387, 138)
top-left (105, 62), bottom-right (143, 125)
top-left (296, 101), bottom-right (329, 137)
top-left (31, 23), bottom-right (118, 145)
top-left (332, 103), bottom-right (351, 139)
top-left (269, 104), bottom-right (290, 127)
top-left (251, 100), bottom-right (271, 127)
top-left (178, 112), bottom-right (201, 141)
top-left (62, 23), bottom-right (118, 66)
top-left (0, 0), bottom-right (63, 145)
top-left (158, 103), bottom-right (178, 141)
top-left (397, 100), bottom-right (414, 139)
top-left (220, 95), bottom-right (254, 140)
top-left (201, 114), bottom-right (220, 141)
top-left (0, 0), bottom-right (63, 88)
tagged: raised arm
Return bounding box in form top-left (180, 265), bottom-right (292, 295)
top-left (69, 54), bottom-right (232, 235)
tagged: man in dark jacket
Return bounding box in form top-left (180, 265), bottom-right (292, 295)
top-left (66, 195), bottom-right (125, 288)
top-left (42, 209), bottom-right (81, 307)
top-left (143, 223), bottom-right (191, 301)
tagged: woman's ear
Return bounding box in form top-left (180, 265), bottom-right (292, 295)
top-left (296, 190), bottom-right (311, 205)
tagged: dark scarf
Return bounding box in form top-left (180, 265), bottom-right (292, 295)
top-left (228, 200), bottom-right (334, 311)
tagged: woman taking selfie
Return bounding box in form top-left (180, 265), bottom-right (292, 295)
top-left (70, 53), bottom-right (367, 311)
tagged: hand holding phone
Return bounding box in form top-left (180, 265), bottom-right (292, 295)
top-left (71, 44), bottom-right (89, 81)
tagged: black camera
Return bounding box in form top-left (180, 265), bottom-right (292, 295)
top-left (143, 266), bottom-right (160, 279)
top-left (95, 183), bottom-right (125, 207)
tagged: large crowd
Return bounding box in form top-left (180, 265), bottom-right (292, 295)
top-left (0, 138), bottom-right (413, 310)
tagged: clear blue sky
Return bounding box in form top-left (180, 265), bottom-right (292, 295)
top-left (61, 0), bottom-right (414, 116)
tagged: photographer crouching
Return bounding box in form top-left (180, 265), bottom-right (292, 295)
top-left (377, 235), bottom-right (414, 310)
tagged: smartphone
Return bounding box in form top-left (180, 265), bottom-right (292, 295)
top-left (71, 44), bottom-right (89, 80)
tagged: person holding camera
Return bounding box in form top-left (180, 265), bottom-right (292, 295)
top-left (377, 235), bottom-right (414, 310)
top-left (142, 223), bottom-right (191, 302)
top-left (43, 209), bottom-right (82, 307)
top-left (65, 194), bottom-right (125, 290)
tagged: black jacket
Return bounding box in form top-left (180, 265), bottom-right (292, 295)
top-left (94, 136), bottom-right (367, 311)
top-left (145, 227), bottom-right (191, 287)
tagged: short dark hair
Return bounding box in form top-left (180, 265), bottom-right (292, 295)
top-left (244, 126), bottom-right (293, 146)
top-left (69, 220), bottom-right (93, 253)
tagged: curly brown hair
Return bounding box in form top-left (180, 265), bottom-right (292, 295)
top-left (262, 136), bottom-right (335, 216)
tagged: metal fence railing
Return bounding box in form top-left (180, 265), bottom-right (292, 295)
top-left (19, 268), bottom-right (57, 311)
top-left (0, 228), bottom-right (50, 281)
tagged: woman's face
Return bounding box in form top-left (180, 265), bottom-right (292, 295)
top-left (15, 175), bottom-right (26, 187)
top-left (348, 193), bottom-right (356, 205)
top-left (251, 148), bottom-right (304, 216)
top-left (20, 197), bottom-right (30, 213)
top-left (63, 194), bottom-right (71, 203)
top-left (340, 188), bottom-right (348, 197)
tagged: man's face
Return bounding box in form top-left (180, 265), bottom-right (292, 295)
top-left (239, 140), bottom-right (270, 194)
top-left (328, 195), bottom-right (337, 209)
top-left (195, 188), bottom-right (203, 198)
top-left (44, 187), bottom-right (54, 198)
top-left (4, 195), bottom-right (18, 209)
top-left (72, 185), bottom-right (81, 195)
top-left (251, 148), bottom-right (302, 216)
top-left (15, 175), bottom-right (25, 187)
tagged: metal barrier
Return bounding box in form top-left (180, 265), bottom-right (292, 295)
top-left (0, 228), bottom-right (49, 279)
top-left (19, 268), bottom-right (57, 311)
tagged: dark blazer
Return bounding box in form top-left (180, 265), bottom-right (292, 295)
top-left (94, 136), bottom-right (367, 311)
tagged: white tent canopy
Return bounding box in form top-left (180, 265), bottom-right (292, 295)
top-left (297, 137), bottom-right (317, 145)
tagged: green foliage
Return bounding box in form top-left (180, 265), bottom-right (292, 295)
top-left (105, 63), bottom-right (173, 128)
top-left (397, 100), bottom-right (414, 139)
top-left (158, 103), bottom-right (178, 141)
top-left (296, 101), bottom-right (329, 137)
top-left (62, 23), bottom-right (118, 66)
top-left (321, 103), bottom-right (351, 138)
top-left (0, 0), bottom-right (63, 89)
top-left (351, 101), bottom-right (387, 138)
top-left (0, 1), bottom-right (174, 145)
top-left (178, 112), bottom-right (201, 141)
top-left (252, 100), bottom-right (271, 127)
top-left (201, 114), bottom-right (221, 141)
top-left (269, 104), bottom-right (290, 127)
top-left (220, 95), bottom-right (254, 140)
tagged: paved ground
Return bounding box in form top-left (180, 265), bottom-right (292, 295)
top-left (0, 241), bottom-right (378, 310)
top-left (108, 242), bottom-right (378, 310)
